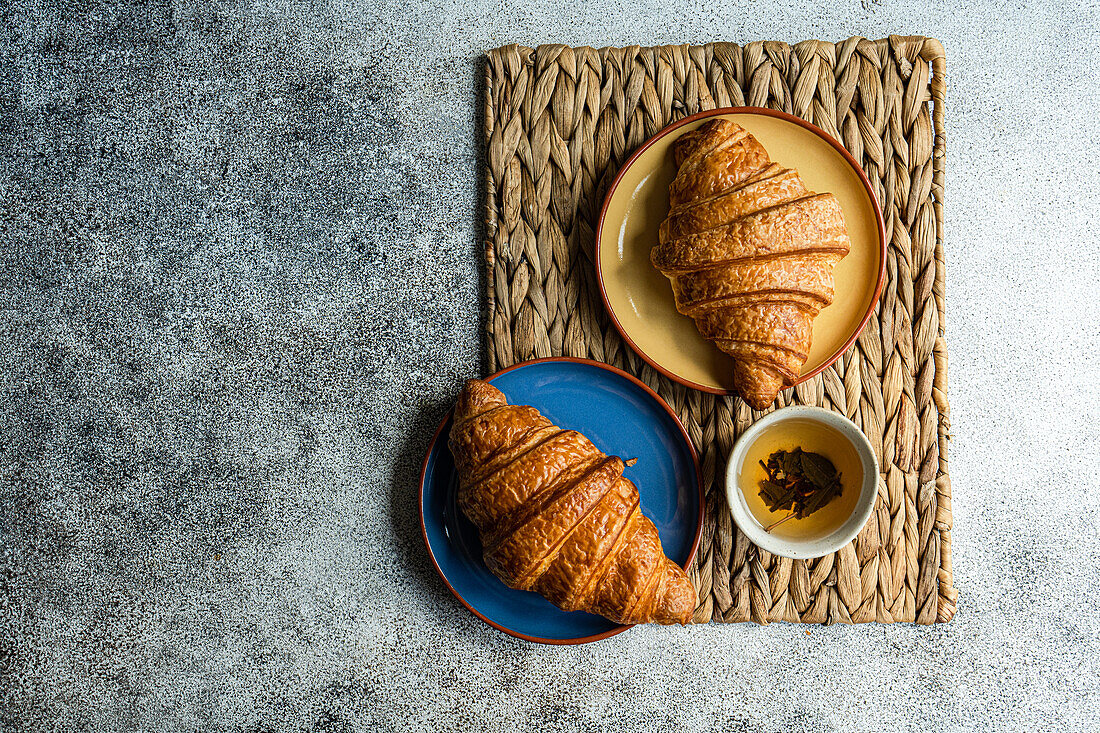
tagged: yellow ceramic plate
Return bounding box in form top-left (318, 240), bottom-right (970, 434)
top-left (596, 108), bottom-right (886, 395)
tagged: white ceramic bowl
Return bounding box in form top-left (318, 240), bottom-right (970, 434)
top-left (725, 406), bottom-right (879, 559)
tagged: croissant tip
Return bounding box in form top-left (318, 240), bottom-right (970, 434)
top-left (454, 379), bottom-right (507, 422)
top-left (744, 394), bottom-right (777, 411)
top-left (460, 377), bottom-right (502, 395)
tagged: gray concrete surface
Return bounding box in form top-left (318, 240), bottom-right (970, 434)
top-left (2, 1), bottom-right (1099, 731)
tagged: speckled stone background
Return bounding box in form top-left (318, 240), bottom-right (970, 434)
top-left (2, 1), bottom-right (1098, 731)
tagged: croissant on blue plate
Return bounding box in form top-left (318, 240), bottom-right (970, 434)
top-left (448, 379), bottom-right (695, 625)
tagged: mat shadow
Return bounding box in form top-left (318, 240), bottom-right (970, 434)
top-left (473, 51), bottom-right (492, 377)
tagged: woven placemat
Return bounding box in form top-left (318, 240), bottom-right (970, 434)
top-left (482, 37), bottom-right (955, 624)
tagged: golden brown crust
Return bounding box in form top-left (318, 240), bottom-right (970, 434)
top-left (652, 193), bottom-right (848, 272)
top-left (659, 165), bottom-right (804, 242)
top-left (652, 119), bottom-right (851, 409)
top-left (669, 123), bottom-right (771, 207)
top-left (448, 379), bottom-right (696, 625)
top-left (669, 251), bottom-right (843, 316)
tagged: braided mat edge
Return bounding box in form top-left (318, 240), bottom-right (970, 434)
top-left (483, 36), bottom-right (956, 624)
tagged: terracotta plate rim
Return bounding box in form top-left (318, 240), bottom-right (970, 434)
top-left (418, 356), bottom-right (705, 645)
top-left (594, 106), bottom-right (889, 397)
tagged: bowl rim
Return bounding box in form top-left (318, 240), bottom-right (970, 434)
top-left (418, 356), bottom-right (705, 645)
top-left (723, 405), bottom-right (879, 560)
top-left (594, 105), bottom-right (889, 396)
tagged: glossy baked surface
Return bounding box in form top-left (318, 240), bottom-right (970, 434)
top-left (420, 359), bottom-right (701, 643)
top-left (652, 119), bottom-right (850, 409)
top-left (448, 379), bottom-right (695, 625)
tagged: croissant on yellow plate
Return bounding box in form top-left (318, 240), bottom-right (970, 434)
top-left (651, 119), bottom-right (851, 410)
top-left (447, 379), bottom-right (696, 625)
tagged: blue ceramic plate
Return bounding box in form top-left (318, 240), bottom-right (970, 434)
top-left (419, 357), bottom-right (702, 644)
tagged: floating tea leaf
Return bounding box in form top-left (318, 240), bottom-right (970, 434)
top-left (781, 448), bottom-right (802, 477)
top-left (757, 447), bottom-right (843, 530)
top-left (800, 451), bottom-right (837, 489)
